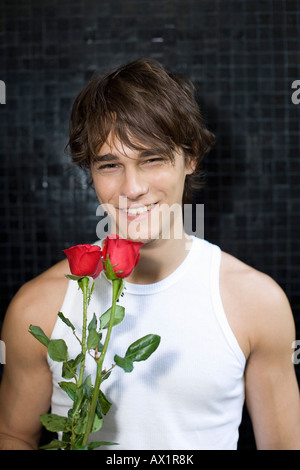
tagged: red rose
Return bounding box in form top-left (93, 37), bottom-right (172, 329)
top-left (102, 235), bottom-right (143, 279)
top-left (63, 244), bottom-right (103, 279)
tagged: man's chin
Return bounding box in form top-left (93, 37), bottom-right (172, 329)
top-left (114, 230), bottom-right (161, 245)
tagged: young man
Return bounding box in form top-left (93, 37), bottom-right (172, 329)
top-left (0, 58), bottom-right (299, 450)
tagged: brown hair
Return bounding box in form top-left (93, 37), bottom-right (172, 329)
top-left (67, 58), bottom-right (215, 203)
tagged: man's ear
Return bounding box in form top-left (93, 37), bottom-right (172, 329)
top-left (185, 156), bottom-right (197, 175)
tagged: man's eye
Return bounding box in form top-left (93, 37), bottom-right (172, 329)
top-left (145, 158), bottom-right (164, 164)
top-left (97, 163), bottom-right (118, 170)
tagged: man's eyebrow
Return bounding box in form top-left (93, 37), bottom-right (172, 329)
top-left (139, 149), bottom-right (159, 157)
top-left (95, 150), bottom-right (159, 162)
top-left (94, 153), bottom-right (119, 162)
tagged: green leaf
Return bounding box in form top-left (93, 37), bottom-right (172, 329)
top-left (73, 410), bottom-right (88, 435)
top-left (87, 441), bottom-right (118, 450)
top-left (88, 313), bottom-right (97, 331)
top-left (92, 414), bottom-right (103, 433)
top-left (87, 276), bottom-right (95, 304)
top-left (87, 328), bottom-right (100, 350)
top-left (102, 254), bottom-right (119, 281)
top-left (72, 375), bottom-right (92, 414)
top-left (116, 279), bottom-right (124, 299)
top-left (62, 361), bottom-right (76, 380)
top-left (40, 413), bottom-right (71, 433)
top-left (69, 353), bottom-right (85, 370)
top-left (101, 370), bottom-right (111, 381)
top-left (62, 430), bottom-right (71, 443)
top-left (100, 305), bottom-right (125, 330)
top-left (114, 354), bottom-right (134, 373)
top-left (114, 334), bottom-right (161, 373)
top-left (98, 389), bottom-right (112, 415)
top-left (73, 388), bottom-right (84, 416)
top-left (80, 374), bottom-right (92, 399)
top-left (40, 439), bottom-right (68, 450)
top-left (125, 334), bottom-right (161, 362)
top-left (58, 312), bottom-right (75, 331)
top-left (48, 339), bottom-right (68, 362)
top-left (65, 274), bottom-right (83, 281)
top-left (59, 381), bottom-right (77, 401)
top-left (28, 325), bottom-right (50, 348)
top-left (72, 444), bottom-right (88, 450)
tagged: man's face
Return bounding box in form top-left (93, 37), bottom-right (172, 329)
top-left (90, 134), bottom-right (194, 244)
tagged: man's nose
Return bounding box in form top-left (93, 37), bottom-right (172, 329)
top-left (120, 166), bottom-right (149, 200)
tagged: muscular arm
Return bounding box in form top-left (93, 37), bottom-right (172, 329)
top-left (220, 252), bottom-right (300, 450)
top-left (244, 277), bottom-right (300, 449)
top-left (0, 261), bottom-right (69, 449)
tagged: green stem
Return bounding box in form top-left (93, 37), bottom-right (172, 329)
top-left (78, 277), bottom-right (89, 386)
top-left (82, 279), bottom-right (121, 447)
top-left (69, 277), bottom-right (90, 449)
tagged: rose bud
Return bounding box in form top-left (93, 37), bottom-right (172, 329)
top-left (102, 235), bottom-right (143, 279)
top-left (63, 244), bottom-right (103, 279)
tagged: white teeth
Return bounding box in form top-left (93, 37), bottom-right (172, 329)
top-left (122, 203), bottom-right (156, 215)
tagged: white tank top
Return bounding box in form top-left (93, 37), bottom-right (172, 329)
top-left (48, 236), bottom-right (246, 450)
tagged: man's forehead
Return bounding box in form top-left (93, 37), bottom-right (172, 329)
top-left (96, 131), bottom-right (182, 163)
top-left (97, 135), bottom-right (160, 160)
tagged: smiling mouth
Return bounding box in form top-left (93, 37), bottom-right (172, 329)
top-left (119, 203), bottom-right (157, 216)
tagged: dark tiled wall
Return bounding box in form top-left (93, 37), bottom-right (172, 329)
top-left (1, 0), bottom-right (300, 450)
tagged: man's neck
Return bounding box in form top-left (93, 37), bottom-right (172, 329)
top-left (125, 232), bottom-right (192, 285)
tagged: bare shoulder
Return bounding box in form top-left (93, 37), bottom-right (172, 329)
top-left (219, 251), bottom-right (295, 358)
top-left (220, 250), bottom-right (286, 297)
top-left (0, 260), bottom-right (71, 448)
top-left (3, 258), bottom-right (70, 343)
